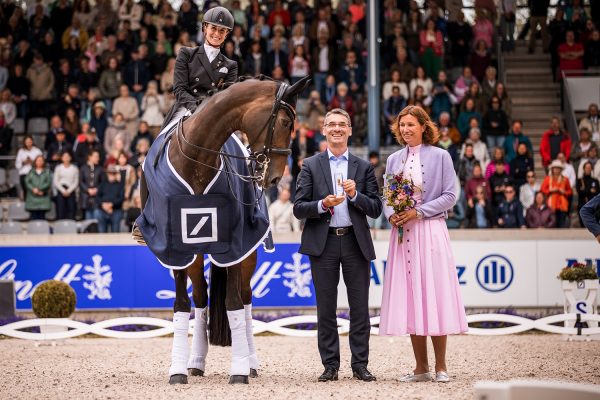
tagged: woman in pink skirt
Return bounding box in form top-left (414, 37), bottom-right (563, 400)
top-left (379, 105), bottom-right (468, 383)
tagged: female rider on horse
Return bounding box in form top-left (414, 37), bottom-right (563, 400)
top-left (161, 6), bottom-right (239, 131)
top-left (134, 6), bottom-right (238, 243)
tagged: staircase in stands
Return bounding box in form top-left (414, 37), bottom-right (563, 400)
top-left (505, 40), bottom-right (562, 177)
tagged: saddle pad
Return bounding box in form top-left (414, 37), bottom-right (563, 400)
top-left (137, 126), bottom-right (274, 269)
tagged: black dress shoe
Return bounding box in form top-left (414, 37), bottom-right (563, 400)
top-left (318, 367), bottom-right (338, 382)
top-left (353, 366), bottom-right (376, 382)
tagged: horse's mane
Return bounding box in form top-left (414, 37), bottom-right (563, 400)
top-left (192, 76), bottom-right (278, 115)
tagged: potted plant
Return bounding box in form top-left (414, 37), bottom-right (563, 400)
top-left (557, 262), bottom-right (599, 290)
top-left (31, 280), bottom-right (77, 335)
top-left (557, 263), bottom-right (599, 338)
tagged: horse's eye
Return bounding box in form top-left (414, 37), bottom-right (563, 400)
top-left (281, 120), bottom-right (290, 128)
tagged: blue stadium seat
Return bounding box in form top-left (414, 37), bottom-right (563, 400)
top-left (26, 220), bottom-right (50, 234)
top-left (7, 201), bottom-right (29, 221)
top-left (0, 221), bottom-right (22, 234)
top-left (53, 219), bottom-right (78, 234)
top-left (26, 118), bottom-right (48, 135)
top-left (12, 118), bottom-right (25, 135)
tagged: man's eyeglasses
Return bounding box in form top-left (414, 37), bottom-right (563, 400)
top-left (324, 122), bottom-right (350, 129)
top-left (526, 174), bottom-right (535, 178)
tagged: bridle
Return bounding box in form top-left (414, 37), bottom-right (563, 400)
top-left (174, 81), bottom-right (296, 185)
top-left (248, 81), bottom-right (295, 183)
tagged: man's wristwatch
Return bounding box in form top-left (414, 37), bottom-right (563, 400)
top-left (415, 209), bottom-right (424, 220)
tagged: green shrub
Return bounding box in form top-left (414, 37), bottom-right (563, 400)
top-left (557, 263), bottom-right (599, 282)
top-left (31, 280), bottom-right (76, 318)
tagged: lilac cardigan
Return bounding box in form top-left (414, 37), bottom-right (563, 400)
top-left (383, 144), bottom-right (457, 220)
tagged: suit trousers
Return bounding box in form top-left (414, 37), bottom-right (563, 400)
top-left (309, 230), bottom-right (371, 370)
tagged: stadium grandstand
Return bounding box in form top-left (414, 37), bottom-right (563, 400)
top-left (0, 0), bottom-right (597, 232)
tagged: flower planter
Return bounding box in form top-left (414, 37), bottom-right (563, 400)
top-left (561, 279), bottom-right (599, 341)
top-left (561, 279), bottom-right (600, 291)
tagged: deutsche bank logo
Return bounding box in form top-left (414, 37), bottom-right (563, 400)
top-left (476, 254), bottom-right (514, 292)
top-left (181, 208), bottom-right (218, 244)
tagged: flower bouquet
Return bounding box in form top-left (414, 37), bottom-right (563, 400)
top-left (383, 173), bottom-right (418, 243)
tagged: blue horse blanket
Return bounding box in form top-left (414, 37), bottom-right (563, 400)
top-left (137, 125), bottom-right (274, 269)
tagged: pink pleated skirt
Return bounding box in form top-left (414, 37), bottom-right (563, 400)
top-left (379, 217), bottom-right (468, 336)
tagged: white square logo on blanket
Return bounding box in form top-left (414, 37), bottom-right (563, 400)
top-left (218, 67), bottom-right (228, 73)
top-left (181, 208), bottom-right (218, 244)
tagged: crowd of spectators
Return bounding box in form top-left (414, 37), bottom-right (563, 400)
top-left (0, 0), bottom-right (599, 233)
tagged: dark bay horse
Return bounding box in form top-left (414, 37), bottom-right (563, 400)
top-left (140, 76), bottom-right (310, 385)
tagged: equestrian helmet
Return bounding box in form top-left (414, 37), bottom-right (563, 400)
top-left (202, 6), bottom-right (234, 30)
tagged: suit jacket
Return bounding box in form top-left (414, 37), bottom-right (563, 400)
top-left (293, 151), bottom-right (382, 260)
top-left (164, 45), bottom-right (238, 126)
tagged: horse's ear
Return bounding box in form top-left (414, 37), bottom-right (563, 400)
top-left (284, 76), bottom-right (311, 102)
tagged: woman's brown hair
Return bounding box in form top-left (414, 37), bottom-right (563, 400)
top-left (390, 105), bottom-right (440, 145)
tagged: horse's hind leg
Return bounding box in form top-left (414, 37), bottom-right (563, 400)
top-left (241, 251), bottom-right (259, 377)
top-left (168, 267), bottom-right (191, 385)
top-left (187, 255), bottom-right (208, 377)
top-left (225, 264), bottom-right (250, 384)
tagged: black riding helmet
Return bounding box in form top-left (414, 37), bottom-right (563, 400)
top-left (202, 6), bottom-right (234, 30)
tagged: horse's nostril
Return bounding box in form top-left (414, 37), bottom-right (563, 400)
top-left (271, 177), bottom-right (281, 186)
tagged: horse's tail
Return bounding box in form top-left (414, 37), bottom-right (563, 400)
top-left (209, 265), bottom-right (231, 346)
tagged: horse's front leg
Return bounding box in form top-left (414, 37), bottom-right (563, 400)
top-left (241, 251), bottom-right (259, 378)
top-left (226, 264), bottom-right (250, 384)
top-left (187, 255), bottom-right (209, 377)
top-left (169, 267), bottom-right (191, 385)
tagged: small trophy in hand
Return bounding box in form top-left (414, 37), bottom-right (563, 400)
top-left (334, 172), bottom-right (344, 196)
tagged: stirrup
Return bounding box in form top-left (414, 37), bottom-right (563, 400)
top-left (131, 222), bottom-right (147, 246)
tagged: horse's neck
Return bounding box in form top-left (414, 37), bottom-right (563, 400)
top-left (169, 103), bottom-right (240, 194)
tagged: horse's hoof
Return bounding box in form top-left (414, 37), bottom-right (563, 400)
top-left (169, 374), bottom-right (188, 385)
top-left (188, 368), bottom-right (204, 377)
top-left (250, 369), bottom-right (258, 378)
top-left (228, 375), bottom-right (249, 384)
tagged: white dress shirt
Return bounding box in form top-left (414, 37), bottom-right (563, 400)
top-left (204, 42), bottom-right (220, 63)
top-left (317, 148), bottom-right (357, 227)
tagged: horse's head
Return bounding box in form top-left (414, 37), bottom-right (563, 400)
top-left (243, 76), bottom-right (311, 188)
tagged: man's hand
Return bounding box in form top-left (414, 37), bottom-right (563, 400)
top-left (323, 194), bottom-right (345, 208)
top-left (342, 179), bottom-right (356, 198)
top-left (102, 202), bottom-right (113, 213)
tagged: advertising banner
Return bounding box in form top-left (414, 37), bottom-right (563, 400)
top-left (1, 240), bottom-right (598, 310)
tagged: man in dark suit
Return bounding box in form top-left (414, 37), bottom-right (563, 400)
top-left (161, 6), bottom-right (238, 131)
top-left (293, 108), bottom-right (382, 383)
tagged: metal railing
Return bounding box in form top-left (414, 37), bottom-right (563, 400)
top-left (561, 70), bottom-right (600, 142)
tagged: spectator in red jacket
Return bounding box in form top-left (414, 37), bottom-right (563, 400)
top-left (267, 0), bottom-right (291, 28)
top-left (540, 116), bottom-right (572, 168)
top-left (557, 30), bottom-right (584, 80)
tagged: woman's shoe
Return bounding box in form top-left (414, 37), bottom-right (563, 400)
top-left (435, 371), bottom-right (450, 383)
top-left (399, 372), bottom-right (433, 382)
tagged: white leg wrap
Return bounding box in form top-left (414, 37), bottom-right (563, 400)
top-left (244, 304), bottom-right (259, 370)
top-left (169, 311), bottom-right (190, 377)
top-left (227, 309), bottom-right (250, 376)
top-left (187, 307), bottom-right (208, 371)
